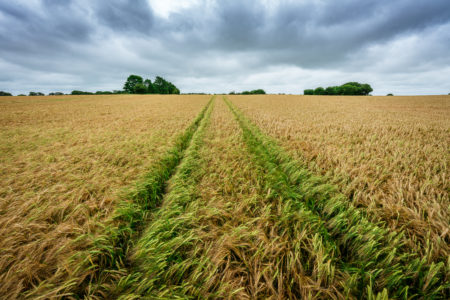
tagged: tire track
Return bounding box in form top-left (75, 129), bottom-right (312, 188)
top-left (27, 97), bottom-right (214, 299)
top-left (110, 97), bottom-right (215, 298)
top-left (224, 96), bottom-right (448, 299)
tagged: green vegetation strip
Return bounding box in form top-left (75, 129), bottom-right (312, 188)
top-left (113, 97), bottom-right (215, 299)
top-left (27, 98), bottom-right (214, 299)
top-left (224, 97), bottom-right (448, 299)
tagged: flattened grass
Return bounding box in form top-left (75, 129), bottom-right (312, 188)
top-left (112, 98), bottom-right (215, 299)
top-left (188, 98), bottom-right (344, 298)
top-left (116, 96), bottom-right (343, 298)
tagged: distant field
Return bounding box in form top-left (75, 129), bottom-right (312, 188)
top-left (0, 95), bottom-right (448, 299)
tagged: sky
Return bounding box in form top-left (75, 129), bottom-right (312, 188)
top-left (0, 0), bottom-right (450, 95)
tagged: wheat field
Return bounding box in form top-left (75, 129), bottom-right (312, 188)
top-left (0, 94), bottom-right (448, 299)
top-left (230, 95), bottom-right (449, 261)
top-left (0, 95), bottom-right (210, 298)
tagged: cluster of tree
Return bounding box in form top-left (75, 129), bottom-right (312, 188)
top-left (0, 91), bottom-right (12, 96)
top-left (123, 75), bottom-right (180, 94)
top-left (71, 90), bottom-right (93, 95)
top-left (29, 92), bottom-right (45, 96)
top-left (304, 82), bottom-right (373, 96)
top-left (229, 89), bottom-right (266, 95)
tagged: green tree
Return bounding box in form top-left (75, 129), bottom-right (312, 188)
top-left (314, 87), bottom-right (326, 95)
top-left (133, 83), bottom-right (148, 94)
top-left (0, 91), bottom-right (12, 96)
top-left (304, 82), bottom-right (372, 96)
top-left (172, 86), bottom-right (180, 94)
top-left (251, 89), bottom-right (266, 94)
top-left (71, 90), bottom-right (93, 95)
top-left (325, 86), bottom-right (338, 95)
top-left (168, 82), bottom-right (180, 94)
top-left (123, 75), bottom-right (180, 94)
top-left (361, 84), bottom-right (373, 95)
top-left (144, 79), bottom-right (155, 94)
top-left (339, 84), bottom-right (358, 95)
top-left (341, 82), bottom-right (372, 95)
top-left (153, 76), bottom-right (169, 94)
top-left (123, 75), bottom-right (143, 93)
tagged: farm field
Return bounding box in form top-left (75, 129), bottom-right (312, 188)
top-left (0, 95), bottom-right (210, 298)
top-left (0, 94), bottom-right (449, 299)
top-left (230, 95), bottom-right (450, 261)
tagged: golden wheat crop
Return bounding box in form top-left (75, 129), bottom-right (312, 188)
top-left (189, 98), bottom-right (345, 298)
top-left (0, 94), bottom-right (209, 298)
top-left (1, 94), bottom-right (448, 299)
top-left (111, 98), bottom-right (341, 298)
top-left (229, 94), bottom-right (450, 260)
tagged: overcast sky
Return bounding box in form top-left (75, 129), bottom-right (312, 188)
top-left (1, 0), bottom-right (450, 95)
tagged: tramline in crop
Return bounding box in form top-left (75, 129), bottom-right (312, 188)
top-left (0, 94), bottom-right (448, 299)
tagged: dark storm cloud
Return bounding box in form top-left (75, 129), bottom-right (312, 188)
top-left (155, 0), bottom-right (450, 68)
top-left (0, 1), bottom-right (92, 50)
top-left (0, 0), bottom-right (449, 95)
top-left (214, 1), bottom-right (266, 48)
top-left (94, 0), bottom-right (154, 34)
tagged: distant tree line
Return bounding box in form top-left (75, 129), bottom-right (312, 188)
top-left (229, 89), bottom-right (266, 95)
top-left (70, 90), bottom-right (126, 95)
top-left (124, 75), bottom-right (180, 94)
top-left (183, 92), bottom-right (209, 95)
top-left (29, 92), bottom-right (45, 96)
top-left (1, 74), bottom-right (180, 96)
top-left (0, 90), bottom-right (125, 96)
top-left (304, 82), bottom-right (373, 96)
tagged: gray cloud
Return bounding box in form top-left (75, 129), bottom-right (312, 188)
top-left (0, 0), bottom-right (449, 95)
top-left (95, 0), bottom-right (154, 34)
top-left (0, 1), bottom-right (92, 50)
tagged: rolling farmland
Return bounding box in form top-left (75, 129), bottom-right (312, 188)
top-left (0, 94), bottom-right (449, 299)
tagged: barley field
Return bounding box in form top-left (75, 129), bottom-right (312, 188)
top-left (0, 94), bottom-right (448, 299)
